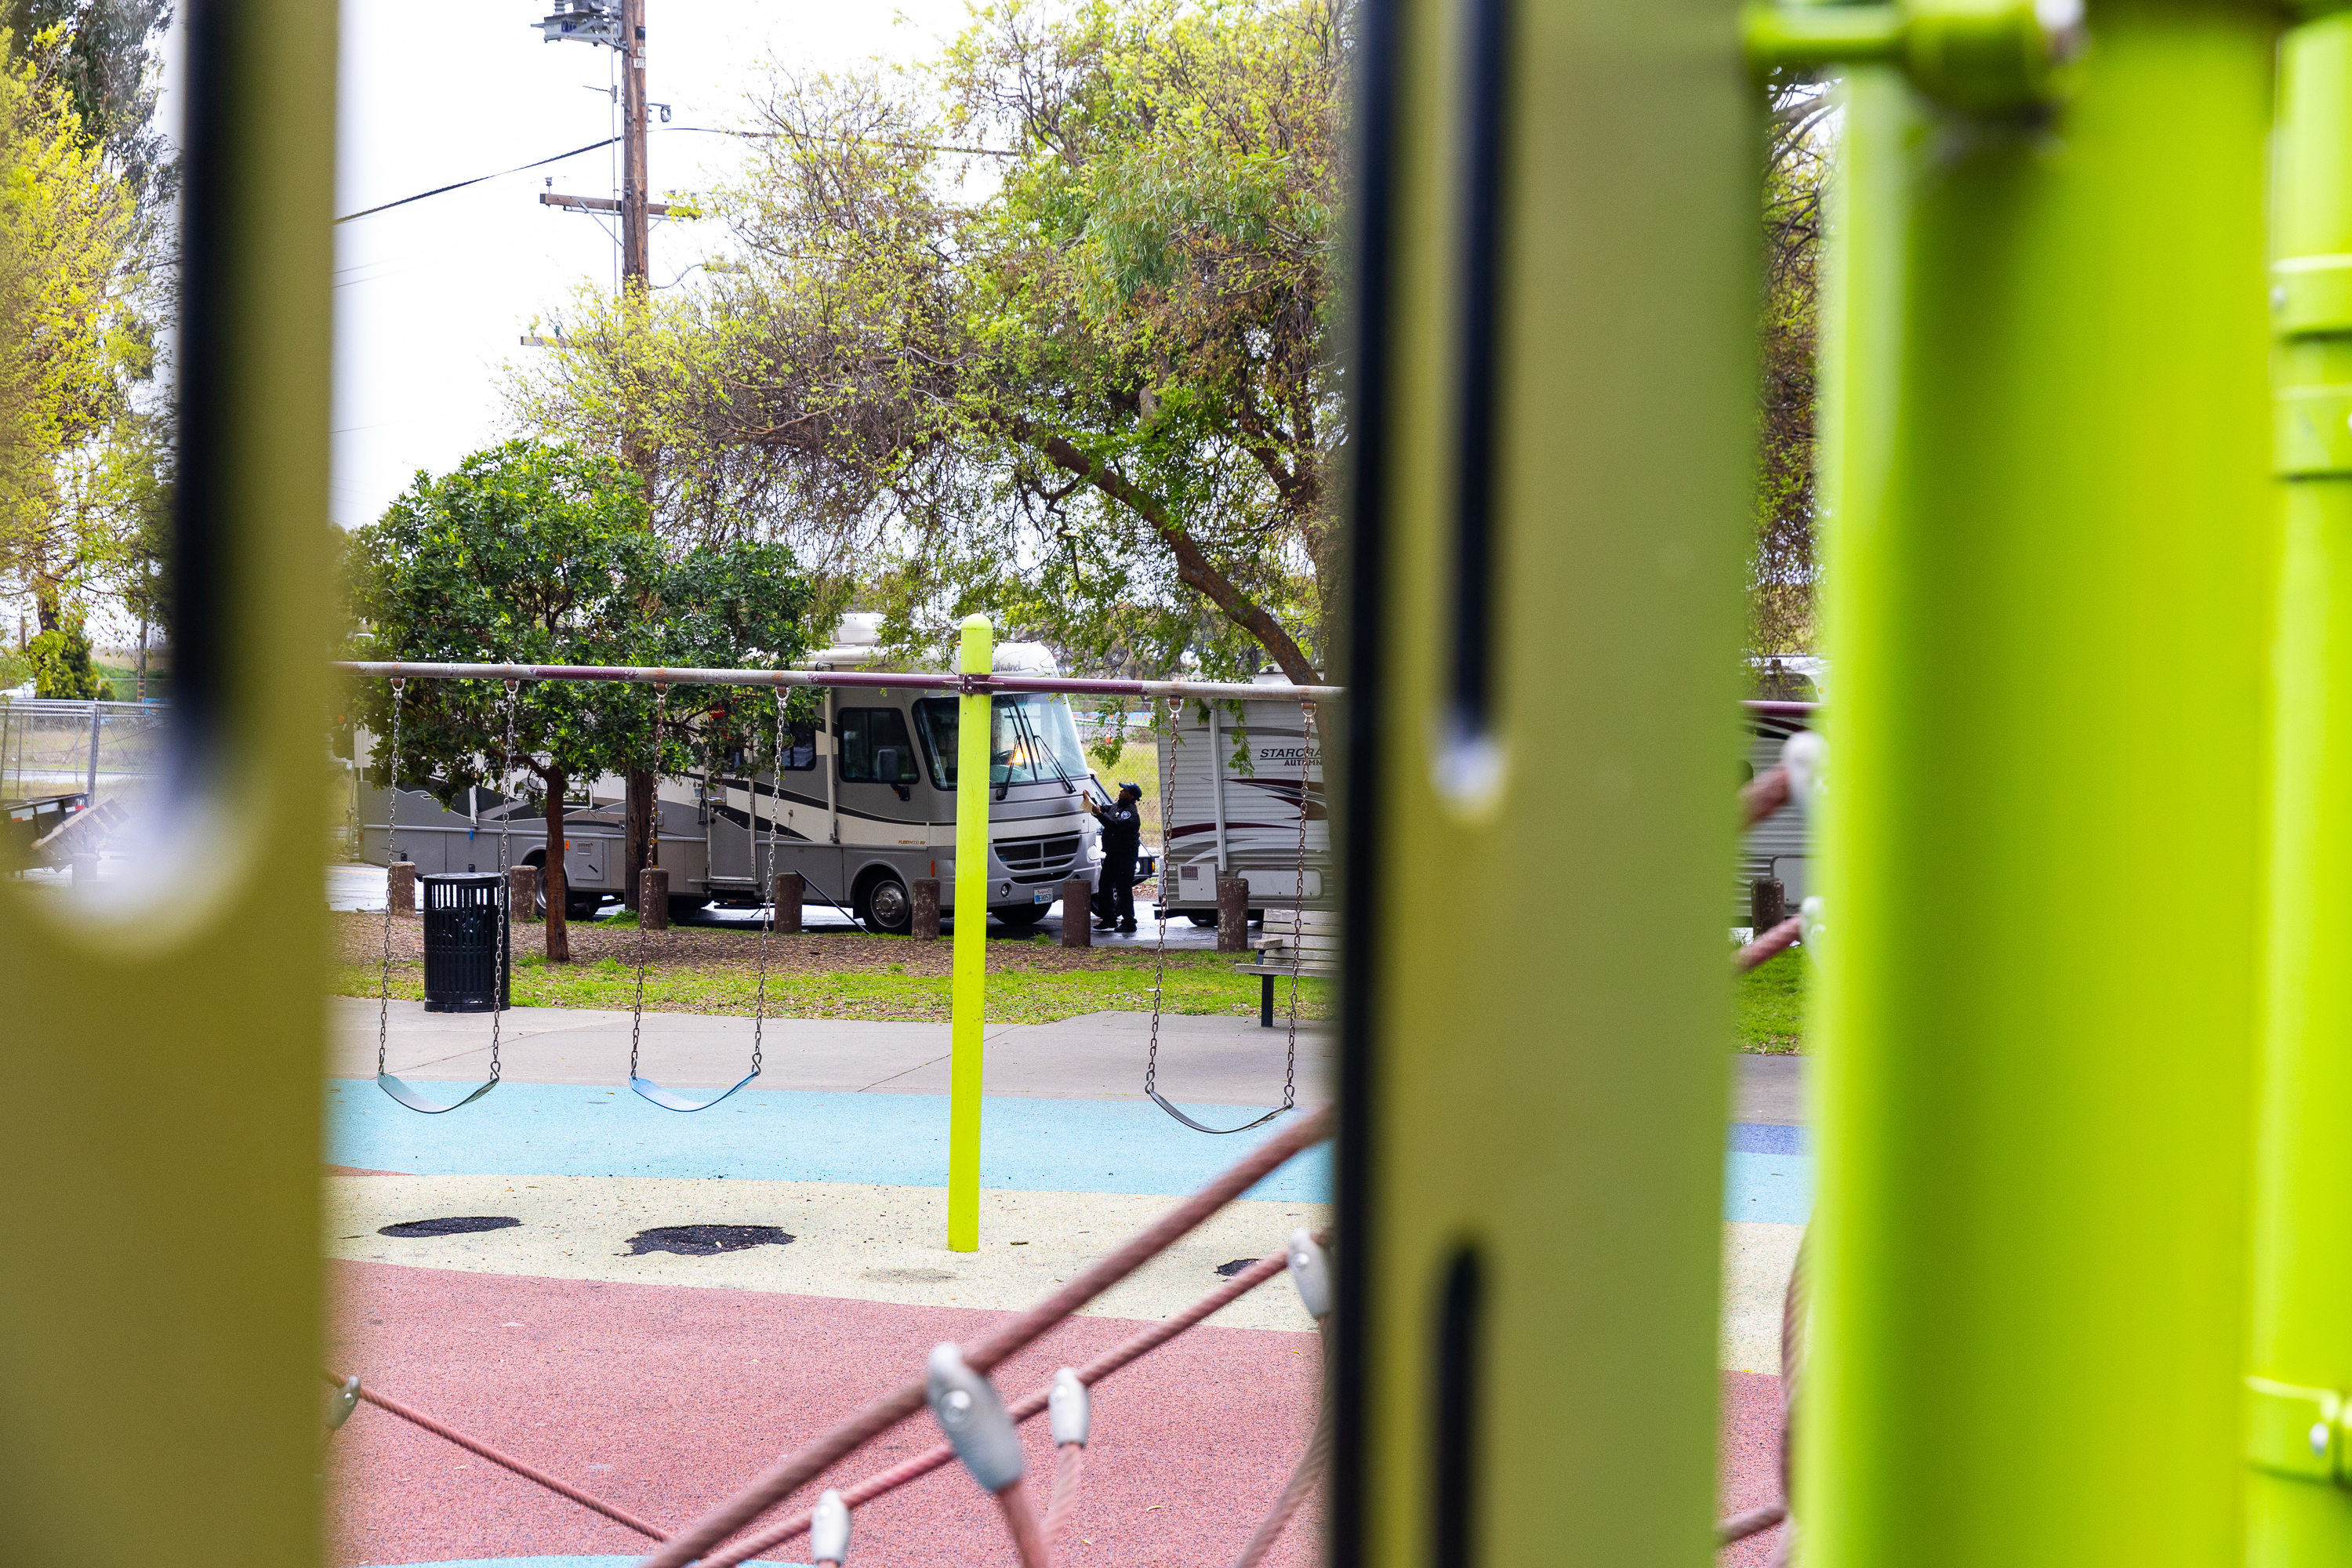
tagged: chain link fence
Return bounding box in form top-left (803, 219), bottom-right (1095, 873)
top-left (1, 699), bottom-right (172, 869)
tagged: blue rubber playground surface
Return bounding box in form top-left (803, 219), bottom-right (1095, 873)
top-left (326, 1083), bottom-right (1809, 1221)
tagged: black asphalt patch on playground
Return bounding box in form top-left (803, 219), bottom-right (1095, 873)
top-left (379, 1215), bottom-right (522, 1237)
top-left (626, 1223), bottom-right (795, 1257)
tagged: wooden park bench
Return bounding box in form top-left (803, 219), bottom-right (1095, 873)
top-left (1241, 909), bottom-right (1339, 1027)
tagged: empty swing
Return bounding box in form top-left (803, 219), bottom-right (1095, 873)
top-left (374, 677), bottom-right (517, 1114)
top-left (1141, 697), bottom-right (1316, 1134)
top-left (624, 683), bottom-right (769, 1112)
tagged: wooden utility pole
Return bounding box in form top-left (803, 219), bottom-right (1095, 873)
top-left (618, 0), bottom-right (659, 908)
top-left (536, 0), bottom-right (659, 913)
top-left (619, 0), bottom-right (648, 291)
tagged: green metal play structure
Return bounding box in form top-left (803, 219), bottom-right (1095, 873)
top-left (11, 0), bottom-right (2352, 1563)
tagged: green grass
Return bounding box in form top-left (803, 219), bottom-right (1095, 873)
top-left (339, 916), bottom-right (1797, 1044)
top-left (334, 949), bottom-right (1333, 1025)
top-left (1737, 946), bottom-right (1808, 1053)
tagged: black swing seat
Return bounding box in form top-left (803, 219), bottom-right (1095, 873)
top-left (1147, 1089), bottom-right (1289, 1136)
top-left (630, 1068), bottom-right (760, 1113)
top-left (376, 1071), bottom-right (499, 1115)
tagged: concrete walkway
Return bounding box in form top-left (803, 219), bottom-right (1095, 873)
top-left (336, 996), bottom-right (1802, 1120)
top-left (335, 996), bottom-right (1336, 1105)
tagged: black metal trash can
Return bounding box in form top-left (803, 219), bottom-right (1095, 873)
top-left (420, 871), bottom-right (510, 1013)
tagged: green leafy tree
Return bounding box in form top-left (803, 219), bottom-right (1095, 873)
top-left (514, 0), bottom-right (1345, 683)
top-left (0, 32), bottom-right (154, 650)
top-left (26, 598), bottom-right (98, 695)
top-left (2, 0), bottom-right (176, 217)
top-left (343, 441), bottom-right (815, 959)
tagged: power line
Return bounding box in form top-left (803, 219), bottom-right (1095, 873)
top-left (332, 136), bottom-right (622, 224)
top-left (331, 124), bottom-right (1020, 225)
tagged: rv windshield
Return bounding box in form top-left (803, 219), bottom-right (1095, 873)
top-left (914, 695), bottom-right (1087, 788)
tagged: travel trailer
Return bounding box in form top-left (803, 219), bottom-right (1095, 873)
top-left (1152, 679), bottom-right (1331, 924)
top-left (1740, 700), bottom-right (1817, 920)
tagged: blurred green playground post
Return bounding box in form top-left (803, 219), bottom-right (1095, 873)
top-left (949, 613), bottom-right (992, 1251)
top-left (2249, 10), bottom-right (2352, 1561)
top-left (1798, 0), bottom-right (2276, 1561)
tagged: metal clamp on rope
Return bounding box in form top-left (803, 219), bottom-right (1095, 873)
top-left (1049, 1367), bottom-right (1091, 1447)
top-left (1287, 1229), bottom-right (1333, 1320)
top-left (927, 1343), bottom-right (1025, 1493)
top-left (325, 1374), bottom-right (361, 1433)
top-left (2247, 1375), bottom-right (2350, 1486)
top-left (811, 1487), bottom-right (851, 1565)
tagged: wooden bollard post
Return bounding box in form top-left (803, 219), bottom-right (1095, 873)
top-left (1749, 876), bottom-right (1785, 935)
top-left (772, 872), bottom-right (804, 935)
top-left (388, 861), bottom-right (416, 918)
top-left (912, 877), bottom-right (942, 940)
top-left (639, 867), bottom-right (669, 931)
top-left (508, 863), bottom-right (540, 922)
top-left (1216, 875), bottom-right (1250, 953)
top-left (1061, 876), bottom-right (1094, 946)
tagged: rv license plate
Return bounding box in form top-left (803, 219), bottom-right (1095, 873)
top-left (1033, 887), bottom-right (1053, 906)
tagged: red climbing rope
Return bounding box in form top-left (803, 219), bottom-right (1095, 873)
top-left (1735, 915), bottom-right (1805, 974)
top-left (318, 1367), bottom-right (670, 1541)
top-left (699, 1247), bottom-right (1312, 1568)
top-left (1740, 764), bottom-right (1791, 829)
top-left (1043, 1442), bottom-right (1086, 1552)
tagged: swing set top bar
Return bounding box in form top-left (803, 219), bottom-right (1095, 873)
top-left (330, 659), bottom-right (1344, 705)
top-left (331, 660), bottom-right (1819, 718)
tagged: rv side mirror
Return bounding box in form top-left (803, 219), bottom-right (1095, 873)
top-left (875, 746), bottom-right (910, 800)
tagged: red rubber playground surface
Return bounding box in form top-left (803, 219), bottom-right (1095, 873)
top-left (324, 1260), bottom-right (1785, 1566)
top-left (326, 1261), bottom-right (1331, 1566)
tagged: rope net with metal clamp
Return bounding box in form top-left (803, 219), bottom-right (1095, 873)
top-left (375, 676), bottom-right (513, 1115)
top-left (627, 681), bottom-right (761, 1112)
top-left (1143, 695), bottom-right (1308, 1134)
top-left (318, 1109), bottom-right (1336, 1568)
top-left (633, 1106), bottom-right (1332, 1568)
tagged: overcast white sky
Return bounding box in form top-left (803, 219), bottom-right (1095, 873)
top-left (324, 0), bottom-right (975, 531)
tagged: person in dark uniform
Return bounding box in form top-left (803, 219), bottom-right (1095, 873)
top-left (1086, 782), bottom-right (1144, 932)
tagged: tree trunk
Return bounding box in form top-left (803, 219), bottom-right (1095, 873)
top-left (625, 766), bottom-right (655, 909)
top-left (543, 765), bottom-right (571, 963)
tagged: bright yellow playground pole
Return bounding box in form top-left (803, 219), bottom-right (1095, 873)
top-left (2247, 11), bottom-right (2352, 1561)
top-left (949, 613), bottom-right (993, 1251)
top-left (1788, 2), bottom-right (2278, 1563)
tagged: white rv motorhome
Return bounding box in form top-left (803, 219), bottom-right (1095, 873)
top-left (694, 620), bottom-right (1131, 931)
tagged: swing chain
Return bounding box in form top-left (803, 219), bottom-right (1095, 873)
top-left (486, 680), bottom-right (519, 1087)
top-left (630, 684), bottom-right (667, 1083)
top-left (750, 692), bottom-right (786, 1076)
top-left (1144, 695), bottom-right (1175, 1102)
top-left (1281, 701), bottom-right (1314, 1112)
top-left (377, 678), bottom-right (405, 1078)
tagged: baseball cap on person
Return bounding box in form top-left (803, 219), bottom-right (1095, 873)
top-left (1119, 782), bottom-right (1142, 798)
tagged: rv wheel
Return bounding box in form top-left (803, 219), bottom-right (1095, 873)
top-left (858, 873), bottom-right (913, 935)
top-left (1186, 909), bottom-right (1219, 927)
